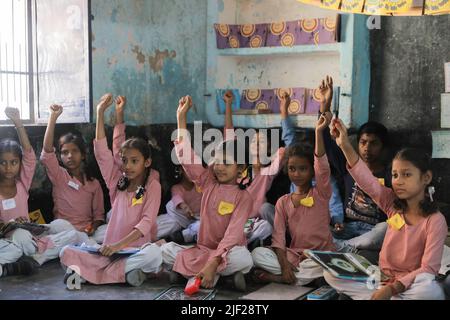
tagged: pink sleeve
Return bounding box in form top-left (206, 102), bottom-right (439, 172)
top-left (210, 192), bottom-right (252, 261)
top-left (174, 139), bottom-right (214, 190)
top-left (398, 213), bottom-right (448, 289)
top-left (40, 148), bottom-right (64, 183)
top-left (113, 123), bottom-right (126, 166)
top-left (271, 197), bottom-right (288, 250)
top-left (347, 158), bottom-right (396, 217)
top-left (134, 180), bottom-right (162, 237)
top-left (91, 180), bottom-right (105, 222)
top-left (93, 138), bottom-right (122, 192)
top-left (171, 184), bottom-right (185, 208)
top-left (19, 147), bottom-right (36, 191)
top-left (314, 154), bottom-right (332, 200)
top-left (260, 147), bottom-right (285, 176)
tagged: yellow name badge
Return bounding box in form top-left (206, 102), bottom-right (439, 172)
top-left (378, 178), bottom-right (385, 186)
top-left (387, 213), bottom-right (405, 231)
top-left (195, 185), bottom-right (202, 194)
top-left (132, 197), bottom-right (144, 207)
top-left (29, 209), bottom-right (46, 224)
top-left (218, 201), bottom-right (235, 215)
top-left (300, 197), bottom-right (315, 208)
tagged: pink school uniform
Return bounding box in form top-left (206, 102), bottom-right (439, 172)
top-left (0, 147), bottom-right (55, 253)
top-left (60, 137), bottom-right (162, 284)
top-left (40, 149), bottom-right (105, 231)
top-left (171, 183), bottom-right (202, 215)
top-left (172, 139), bottom-right (253, 276)
top-left (246, 148), bottom-right (284, 218)
top-left (272, 154), bottom-right (336, 267)
top-left (347, 159), bottom-right (448, 289)
top-left (0, 148), bottom-right (36, 222)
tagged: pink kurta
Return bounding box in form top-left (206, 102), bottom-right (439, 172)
top-left (171, 183), bottom-right (202, 214)
top-left (0, 148), bottom-right (36, 222)
top-left (348, 158), bottom-right (448, 289)
top-left (172, 139), bottom-right (253, 276)
top-left (272, 154), bottom-right (336, 266)
top-left (40, 149), bottom-right (104, 231)
top-left (246, 148), bottom-right (285, 218)
top-left (61, 137), bottom-right (161, 284)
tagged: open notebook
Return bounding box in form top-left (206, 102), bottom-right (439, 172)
top-left (241, 283), bottom-right (315, 300)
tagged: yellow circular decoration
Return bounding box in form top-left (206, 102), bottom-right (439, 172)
top-left (276, 88), bottom-right (293, 100)
top-left (217, 24), bottom-right (230, 37)
top-left (281, 33), bottom-right (295, 47)
top-left (256, 101), bottom-right (269, 110)
top-left (301, 19), bottom-right (318, 33)
top-left (314, 32), bottom-right (320, 45)
top-left (270, 22), bottom-right (286, 35)
top-left (324, 17), bottom-right (337, 32)
top-left (246, 89), bottom-right (261, 102)
top-left (240, 24), bottom-right (256, 37)
top-left (288, 100), bottom-right (301, 114)
top-left (229, 36), bottom-right (240, 48)
top-left (250, 35), bottom-right (263, 48)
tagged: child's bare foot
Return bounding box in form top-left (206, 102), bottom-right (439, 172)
top-left (251, 269), bottom-right (273, 284)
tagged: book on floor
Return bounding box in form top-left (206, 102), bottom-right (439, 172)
top-left (304, 249), bottom-right (390, 282)
top-left (154, 286), bottom-right (217, 300)
top-left (69, 244), bottom-right (140, 255)
top-left (307, 285), bottom-right (337, 300)
top-left (240, 283), bottom-right (315, 300)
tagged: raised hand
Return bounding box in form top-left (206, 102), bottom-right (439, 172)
top-left (316, 114), bottom-right (329, 132)
top-left (330, 118), bottom-right (349, 148)
top-left (318, 76), bottom-right (333, 104)
top-left (115, 95), bottom-right (127, 113)
top-left (96, 93), bottom-right (113, 114)
top-left (4, 107), bottom-right (21, 125)
top-left (280, 91), bottom-right (291, 112)
top-left (49, 104), bottom-right (63, 119)
top-left (223, 91), bottom-right (233, 105)
top-left (177, 95), bottom-right (192, 118)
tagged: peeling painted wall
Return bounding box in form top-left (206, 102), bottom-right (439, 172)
top-left (91, 0), bottom-right (208, 125)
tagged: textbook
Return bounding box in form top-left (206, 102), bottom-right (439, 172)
top-left (307, 286), bottom-right (337, 300)
top-left (154, 286), bottom-right (217, 300)
top-left (304, 250), bottom-right (390, 282)
top-left (69, 244), bottom-right (140, 256)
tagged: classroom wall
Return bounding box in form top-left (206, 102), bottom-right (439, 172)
top-left (91, 0), bottom-right (208, 125)
top-left (369, 15), bottom-right (450, 219)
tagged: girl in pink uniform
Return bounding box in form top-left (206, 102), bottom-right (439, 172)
top-left (60, 94), bottom-right (163, 288)
top-left (252, 114), bottom-right (335, 286)
top-left (157, 165), bottom-right (202, 241)
top-left (0, 108), bottom-right (87, 276)
top-left (41, 105), bottom-right (106, 243)
top-left (222, 91), bottom-right (295, 246)
top-left (324, 118), bottom-right (447, 300)
top-left (161, 96), bottom-right (254, 291)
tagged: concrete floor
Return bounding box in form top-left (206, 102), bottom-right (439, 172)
top-left (0, 260), bottom-right (264, 300)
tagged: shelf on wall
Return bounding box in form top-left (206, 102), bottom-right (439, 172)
top-left (217, 43), bottom-right (341, 57)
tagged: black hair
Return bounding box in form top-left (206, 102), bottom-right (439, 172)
top-left (282, 143), bottom-right (314, 175)
top-left (58, 132), bottom-right (95, 181)
top-left (357, 121), bottom-right (389, 147)
top-left (116, 137), bottom-right (152, 197)
top-left (214, 138), bottom-right (253, 190)
top-left (393, 148), bottom-right (438, 216)
top-left (0, 138), bottom-right (23, 162)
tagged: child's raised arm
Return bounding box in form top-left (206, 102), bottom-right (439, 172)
top-left (95, 93), bottom-right (114, 141)
top-left (176, 95), bottom-right (192, 142)
top-left (318, 76), bottom-right (333, 114)
top-left (43, 105), bottom-right (63, 153)
top-left (280, 92), bottom-right (295, 147)
top-left (223, 91), bottom-right (235, 141)
top-left (315, 114), bottom-right (329, 158)
top-left (113, 96), bottom-right (127, 165)
top-left (5, 107), bottom-right (31, 152)
top-left (331, 118), bottom-right (358, 167)
top-left (115, 96), bottom-right (126, 125)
